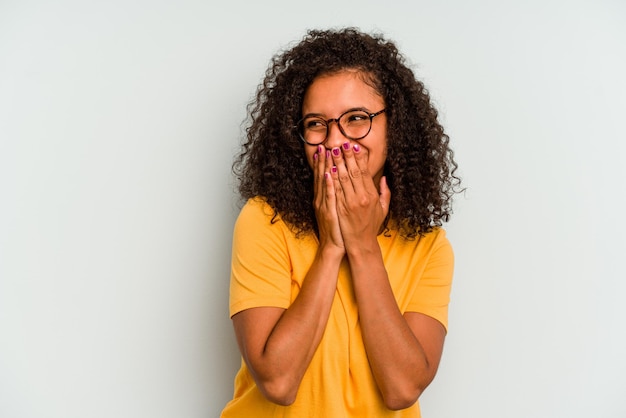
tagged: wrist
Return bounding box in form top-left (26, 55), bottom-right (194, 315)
top-left (317, 242), bottom-right (345, 263)
top-left (344, 236), bottom-right (381, 260)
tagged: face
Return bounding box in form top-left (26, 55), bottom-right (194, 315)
top-left (301, 70), bottom-right (387, 185)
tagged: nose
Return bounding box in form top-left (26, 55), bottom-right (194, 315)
top-left (323, 120), bottom-right (346, 149)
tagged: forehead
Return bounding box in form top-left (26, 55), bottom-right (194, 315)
top-left (302, 70), bottom-right (384, 114)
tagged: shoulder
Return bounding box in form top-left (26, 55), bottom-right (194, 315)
top-left (386, 227), bottom-right (454, 277)
top-left (238, 197), bottom-right (275, 218)
top-left (385, 226), bottom-right (452, 254)
top-left (417, 227), bottom-right (454, 266)
top-left (233, 198), bottom-right (296, 247)
top-left (426, 227), bottom-right (452, 252)
top-left (235, 198), bottom-right (281, 228)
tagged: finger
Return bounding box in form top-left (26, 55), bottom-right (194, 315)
top-left (329, 164), bottom-right (347, 214)
top-left (353, 143), bottom-right (377, 192)
top-left (313, 145), bottom-right (324, 207)
top-left (325, 149), bottom-right (333, 173)
top-left (324, 170), bottom-right (338, 214)
top-left (323, 149), bottom-right (334, 204)
top-left (330, 145), bottom-right (355, 198)
top-left (379, 175), bottom-right (392, 218)
top-left (340, 141), bottom-right (366, 195)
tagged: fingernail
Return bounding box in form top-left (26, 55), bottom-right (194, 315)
top-left (326, 150), bottom-right (331, 158)
top-left (331, 166), bottom-right (337, 173)
top-left (342, 142), bottom-right (350, 150)
top-left (353, 144), bottom-right (360, 153)
top-left (332, 148), bottom-right (340, 156)
top-left (313, 152), bottom-right (318, 161)
top-left (318, 145), bottom-right (323, 154)
top-left (324, 172), bottom-right (330, 179)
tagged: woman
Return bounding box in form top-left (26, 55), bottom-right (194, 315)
top-left (221, 28), bottom-right (462, 417)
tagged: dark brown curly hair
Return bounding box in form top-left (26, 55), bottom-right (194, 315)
top-left (233, 28), bottom-right (462, 239)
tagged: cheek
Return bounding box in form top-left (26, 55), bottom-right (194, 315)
top-left (369, 156), bottom-right (385, 172)
top-left (369, 145), bottom-right (387, 177)
top-left (370, 142), bottom-right (387, 164)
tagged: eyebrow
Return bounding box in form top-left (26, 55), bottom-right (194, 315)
top-left (301, 106), bottom-right (371, 119)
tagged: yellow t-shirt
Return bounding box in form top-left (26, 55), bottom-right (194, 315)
top-left (221, 198), bottom-right (454, 418)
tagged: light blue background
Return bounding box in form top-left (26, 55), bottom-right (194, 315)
top-left (1, 1), bottom-right (625, 417)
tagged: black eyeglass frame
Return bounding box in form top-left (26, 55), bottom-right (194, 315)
top-left (295, 108), bottom-right (386, 145)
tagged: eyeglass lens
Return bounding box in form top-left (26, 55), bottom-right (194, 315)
top-left (299, 110), bottom-right (373, 145)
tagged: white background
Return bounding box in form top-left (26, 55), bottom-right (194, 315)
top-left (1, 1), bottom-right (625, 417)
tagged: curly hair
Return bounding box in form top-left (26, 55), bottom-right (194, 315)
top-left (233, 28), bottom-right (462, 239)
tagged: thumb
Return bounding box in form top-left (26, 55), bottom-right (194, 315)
top-left (378, 176), bottom-right (391, 216)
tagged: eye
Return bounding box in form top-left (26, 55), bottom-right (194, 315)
top-left (303, 118), bottom-right (326, 131)
top-left (344, 112), bottom-right (369, 125)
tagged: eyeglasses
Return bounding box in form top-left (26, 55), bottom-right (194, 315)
top-left (296, 108), bottom-right (386, 145)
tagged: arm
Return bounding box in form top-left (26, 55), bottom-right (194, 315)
top-left (232, 247), bottom-right (341, 405)
top-left (231, 146), bottom-right (344, 406)
top-left (346, 246), bottom-right (446, 410)
top-left (329, 143), bottom-right (447, 410)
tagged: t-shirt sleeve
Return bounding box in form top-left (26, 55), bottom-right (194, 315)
top-left (405, 230), bottom-right (455, 331)
top-left (229, 199), bottom-right (293, 317)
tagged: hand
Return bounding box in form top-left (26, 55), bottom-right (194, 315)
top-left (329, 142), bottom-right (391, 250)
top-left (313, 145), bottom-right (345, 254)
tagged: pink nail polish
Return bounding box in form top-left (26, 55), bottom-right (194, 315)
top-left (331, 166), bottom-right (337, 173)
top-left (353, 144), bottom-right (360, 153)
top-left (318, 145), bottom-right (323, 154)
top-left (326, 150), bottom-right (331, 158)
top-left (313, 152), bottom-right (318, 161)
top-left (342, 142), bottom-right (350, 150)
top-left (332, 148), bottom-right (340, 156)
